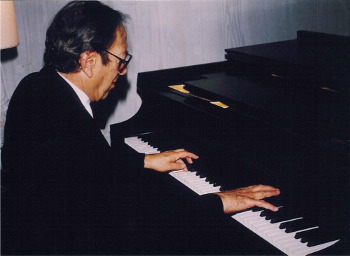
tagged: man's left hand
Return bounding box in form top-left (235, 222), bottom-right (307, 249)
top-left (144, 149), bottom-right (199, 172)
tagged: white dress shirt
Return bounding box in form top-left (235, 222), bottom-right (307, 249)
top-left (57, 72), bottom-right (93, 117)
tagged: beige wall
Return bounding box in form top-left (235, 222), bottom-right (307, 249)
top-left (1, 0), bottom-right (350, 147)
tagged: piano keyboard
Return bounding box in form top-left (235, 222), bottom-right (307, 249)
top-left (233, 210), bottom-right (339, 255)
top-left (124, 135), bottom-right (339, 255)
top-left (125, 136), bottom-right (221, 195)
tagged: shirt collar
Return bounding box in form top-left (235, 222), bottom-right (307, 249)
top-left (57, 72), bottom-right (93, 117)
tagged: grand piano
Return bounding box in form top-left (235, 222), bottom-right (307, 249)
top-left (110, 30), bottom-right (350, 255)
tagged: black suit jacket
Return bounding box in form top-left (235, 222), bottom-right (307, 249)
top-left (2, 66), bottom-right (224, 255)
top-left (1, 66), bottom-right (151, 254)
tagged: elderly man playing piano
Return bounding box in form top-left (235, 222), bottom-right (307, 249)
top-left (1, 1), bottom-right (279, 254)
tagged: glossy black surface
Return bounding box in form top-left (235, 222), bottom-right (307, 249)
top-left (111, 31), bottom-right (350, 255)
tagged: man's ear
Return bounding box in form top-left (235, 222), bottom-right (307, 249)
top-left (79, 51), bottom-right (97, 78)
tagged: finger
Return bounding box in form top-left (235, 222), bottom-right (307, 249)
top-left (171, 149), bottom-right (199, 158)
top-left (253, 199), bottom-right (279, 212)
top-left (249, 184), bottom-right (279, 192)
top-left (182, 166), bottom-right (189, 172)
top-left (185, 156), bottom-right (193, 164)
top-left (264, 188), bottom-right (280, 196)
top-left (175, 151), bottom-right (199, 160)
top-left (249, 189), bottom-right (280, 200)
top-left (173, 149), bottom-right (186, 153)
top-left (172, 160), bottom-right (186, 170)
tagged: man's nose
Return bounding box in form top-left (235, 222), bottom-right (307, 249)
top-left (119, 67), bottom-right (127, 76)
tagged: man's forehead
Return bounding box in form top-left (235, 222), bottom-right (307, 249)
top-left (107, 26), bottom-right (127, 53)
top-left (117, 26), bottom-right (127, 40)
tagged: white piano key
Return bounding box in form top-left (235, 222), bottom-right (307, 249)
top-left (265, 229), bottom-right (285, 238)
top-left (169, 169), bottom-right (221, 195)
top-left (198, 186), bottom-right (220, 194)
top-left (249, 218), bottom-right (269, 227)
top-left (263, 218), bottom-right (304, 237)
top-left (169, 171), bottom-right (215, 195)
top-left (189, 180), bottom-right (213, 188)
top-left (274, 226), bottom-right (319, 243)
top-left (262, 223), bottom-right (283, 234)
top-left (284, 239), bottom-right (308, 254)
top-left (236, 210), bottom-right (262, 220)
top-left (291, 239), bottom-right (340, 255)
top-left (202, 186), bottom-right (221, 193)
top-left (242, 214), bottom-right (265, 225)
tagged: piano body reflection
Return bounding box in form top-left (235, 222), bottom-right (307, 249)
top-left (111, 31), bottom-right (350, 255)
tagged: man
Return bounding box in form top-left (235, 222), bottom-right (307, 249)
top-left (1, 1), bottom-right (279, 254)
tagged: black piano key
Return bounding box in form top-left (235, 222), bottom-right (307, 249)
top-left (295, 227), bottom-right (340, 247)
top-left (139, 132), bottom-right (180, 151)
top-left (198, 172), bottom-right (207, 178)
top-left (264, 196), bottom-right (283, 206)
top-left (294, 227), bottom-right (318, 240)
top-left (260, 206), bottom-right (284, 218)
top-left (186, 164), bottom-right (197, 173)
top-left (212, 182), bottom-right (221, 187)
top-left (270, 214), bottom-right (303, 224)
top-left (244, 196), bottom-right (283, 214)
top-left (260, 206), bottom-right (302, 223)
top-left (279, 218), bottom-right (317, 233)
top-left (219, 184), bottom-right (239, 191)
top-left (187, 158), bottom-right (207, 173)
top-left (137, 134), bottom-right (162, 150)
top-left (251, 206), bottom-right (263, 212)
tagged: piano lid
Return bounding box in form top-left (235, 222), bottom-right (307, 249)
top-left (225, 30), bottom-right (350, 95)
top-left (134, 30), bottom-right (349, 152)
top-left (163, 31), bottom-right (349, 144)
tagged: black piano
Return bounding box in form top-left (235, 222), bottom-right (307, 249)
top-left (111, 31), bottom-right (350, 255)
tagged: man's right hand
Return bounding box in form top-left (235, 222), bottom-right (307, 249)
top-left (215, 184), bottom-right (280, 214)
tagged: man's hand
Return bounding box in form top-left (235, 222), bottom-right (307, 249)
top-left (144, 149), bottom-right (199, 172)
top-left (216, 185), bottom-right (280, 214)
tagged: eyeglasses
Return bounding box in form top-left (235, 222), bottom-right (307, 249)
top-left (105, 50), bottom-right (132, 73)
